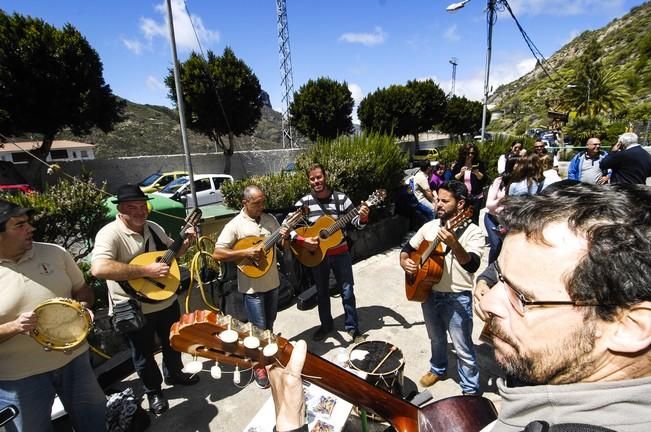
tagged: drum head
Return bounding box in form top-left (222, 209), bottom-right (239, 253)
top-left (348, 340), bottom-right (404, 376)
top-left (32, 298), bottom-right (91, 351)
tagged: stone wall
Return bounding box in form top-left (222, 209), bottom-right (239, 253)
top-left (50, 148), bottom-right (303, 192)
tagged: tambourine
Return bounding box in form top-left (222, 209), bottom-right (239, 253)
top-left (31, 298), bottom-right (92, 353)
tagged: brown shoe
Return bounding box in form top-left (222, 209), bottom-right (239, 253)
top-left (419, 371), bottom-right (442, 387)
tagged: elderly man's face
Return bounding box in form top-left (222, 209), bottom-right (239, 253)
top-left (118, 201), bottom-right (149, 230)
top-left (480, 224), bottom-right (609, 384)
top-left (586, 139), bottom-right (601, 157)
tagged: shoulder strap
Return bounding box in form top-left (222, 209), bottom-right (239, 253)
top-left (332, 190), bottom-right (342, 215)
top-left (147, 224), bottom-right (167, 252)
top-left (310, 190), bottom-right (333, 216)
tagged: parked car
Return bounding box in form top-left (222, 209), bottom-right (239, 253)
top-left (153, 174), bottom-right (234, 207)
top-left (410, 149), bottom-right (439, 168)
top-left (139, 171), bottom-right (187, 193)
top-left (473, 132), bottom-right (493, 141)
top-left (0, 161), bottom-right (35, 194)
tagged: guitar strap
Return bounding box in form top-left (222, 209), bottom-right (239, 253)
top-left (310, 190), bottom-right (342, 217)
top-left (146, 224), bottom-right (167, 252)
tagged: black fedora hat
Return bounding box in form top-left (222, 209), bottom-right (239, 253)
top-left (0, 199), bottom-right (33, 225)
top-left (112, 184), bottom-right (153, 204)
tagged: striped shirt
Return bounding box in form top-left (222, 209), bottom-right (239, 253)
top-left (294, 191), bottom-right (365, 252)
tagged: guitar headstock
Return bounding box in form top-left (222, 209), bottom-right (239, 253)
top-left (184, 208), bottom-right (203, 230)
top-left (170, 310), bottom-right (290, 369)
top-left (446, 207), bottom-right (473, 230)
top-left (285, 206), bottom-right (308, 228)
top-left (363, 189), bottom-right (387, 208)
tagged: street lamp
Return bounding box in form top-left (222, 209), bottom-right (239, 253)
top-left (447, 0), bottom-right (499, 143)
top-left (567, 78), bottom-right (592, 115)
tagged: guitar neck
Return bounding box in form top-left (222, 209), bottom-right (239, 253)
top-left (158, 236), bottom-right (184, 265)
top-left (324, 207), bottom-right (358, 237)
top-left (275, 342), bottom-right (419, 432)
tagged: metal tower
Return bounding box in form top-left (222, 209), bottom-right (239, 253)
top-left (449, 57), bottom-right (458, 96)
top-left (276, 0), bottom-right (296, 148)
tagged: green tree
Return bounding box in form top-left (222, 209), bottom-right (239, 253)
top-left (358, 85), bottom-right (412, 138)
top-left (563, 37), bottom-right (629, 116)
top-left (165, 47), bottom-right (263, 174)
top-left (289, 77), bottom-right (354, 142)
top-left (441, 96), bottom-right (488, 136)
top-left (0, 11), bottom-right (125, 188)
top-left (404, 79), bottom-right (447, 144)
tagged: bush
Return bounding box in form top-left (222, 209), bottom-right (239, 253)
top-left (1, 175), bottom-right (109, 261)
top-left (296, 132), bottom-right (408, 205)
top-left (223, 132), bottom-right (408, 211)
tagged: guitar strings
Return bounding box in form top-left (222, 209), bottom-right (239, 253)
top-left (271, 357), bottom-right (323, 381)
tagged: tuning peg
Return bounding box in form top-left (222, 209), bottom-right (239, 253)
top-left (233, 365), bottom-right (240, 384)
top-left (262, 330), bottom-right (278, 357)
top-left (210, 362), bottom-right (222, 380)
top-left (243, 323), bottom-right (260, 349)
top-left (183, 358), bottom-right (202, 375)
top-left (219, 317), bottom-right (239, 344)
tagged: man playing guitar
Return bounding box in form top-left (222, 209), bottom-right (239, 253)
top-left (291, 163), bottom-right (369, 343)
top-left (399, 181), bottom-right (484, 395)
top-left (212, 185), bottom-right (290, 389)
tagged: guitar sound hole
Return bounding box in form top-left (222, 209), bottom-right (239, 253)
top-left (319, 230), bottom-right (328, 239)
top-left (155, 257), bottom-right (161, 263)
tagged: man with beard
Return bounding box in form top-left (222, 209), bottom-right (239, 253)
top-left (264, 183), bottom-right (651, 432)
top-left (400, 180), bottom-right (484, 395)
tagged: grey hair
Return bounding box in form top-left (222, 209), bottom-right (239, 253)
top-left (243, 185), bottom-right (263, 201)
top-left (619, 132), bottom-right (638, 147)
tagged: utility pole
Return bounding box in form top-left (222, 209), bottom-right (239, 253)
top-left (276, 0), bottom-right (296, 149)
top-left (449, 57), bottom-right (458, 96)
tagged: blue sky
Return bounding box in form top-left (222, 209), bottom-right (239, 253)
top-left (1, 0), bottom-right (644, 122)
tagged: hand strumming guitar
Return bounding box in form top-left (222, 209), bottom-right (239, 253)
top-left (302, 236), bottom-right (320, 252)
top-left (142, 261), bottom-right (170, 278)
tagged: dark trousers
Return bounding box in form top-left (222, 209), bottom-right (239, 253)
top-left (125, 302), bottom-right (184, 395)
top-left (311, 251), bottom-right (359, 332)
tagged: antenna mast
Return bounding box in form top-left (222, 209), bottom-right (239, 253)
top-left (449, 57), bottom-right (458, 96)
top-left (276, 0), bottom-right (296, 148)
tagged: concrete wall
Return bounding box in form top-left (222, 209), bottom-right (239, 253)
top-left (50, 148), bottom-right (303, 193)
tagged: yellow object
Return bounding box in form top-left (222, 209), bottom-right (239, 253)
top-left (31, 298), bottom-right (92, 352)
top-left (139, 171), bottom-right (188, 193)
top-left (124, 252), bottom-right (181, 302)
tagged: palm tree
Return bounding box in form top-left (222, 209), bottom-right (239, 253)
top-left (563, 68), bottom-right (630, 117)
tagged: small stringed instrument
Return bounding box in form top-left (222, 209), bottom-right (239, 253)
top-left (405, 207), bottom-right (473, 302)
top-left (170, 310), bottom-right (497, 432)
top-left (291, 189), bottom-right (387, 267)
top-left (234, 207), bottom-right (306, 278)
top-left (120, 208), bottom-right (202, 303)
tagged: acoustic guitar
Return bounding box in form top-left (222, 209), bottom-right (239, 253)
top-left (405, 208), bottom-right (473, 302)
top-left (170, 310), bottom-right (497, 432)
top-left (233, 207), bottom-right (306, 278)
top-left (120, 208), bottom-right (202, 303)
top-left (291, 189), bottom-right (387, 267)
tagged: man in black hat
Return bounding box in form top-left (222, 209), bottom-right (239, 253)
top-left (0, 199), bottom-right (106, 431)
top-left (91, 184), bottom-right (198, 415)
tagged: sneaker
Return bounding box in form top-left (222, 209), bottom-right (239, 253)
top-left (253, 367), bottom-right (270, 389)
top-left (419, 371), bottom-right (442, 387)
top-left (347, 329), bottom-right (365, 344)
top-left (312, 325), bottom-right (333, 342)
top-left (147, 391), bottom-right (169, 415)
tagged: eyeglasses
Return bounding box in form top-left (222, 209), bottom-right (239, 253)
top-left (494, 261), bottom-right (602, 316)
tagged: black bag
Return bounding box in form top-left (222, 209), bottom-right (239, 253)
top-left (111, 299), bottom-right (146, 334)
top-left (297, 285), bottom-right (318, 311)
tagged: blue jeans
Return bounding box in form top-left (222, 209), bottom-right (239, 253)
top-left (421, 291), bottom-right (480, 394)
top-left (125, 302), bottom-right (184, 395)
top-left (311, 252), bottom-right (359, 332)
top-left (416, 200), bottom-right (436, 221)
top-left (0, 351), bottom-right (106, 432)
top-left (484, 212), bottom-right (503, 264)
top-left (244, 288), bottom-right (279, 331)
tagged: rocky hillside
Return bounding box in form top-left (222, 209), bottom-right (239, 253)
top-left (489, 1), bottom-right (651, 133)
top-left (58, 91), bottom-right (288, 158)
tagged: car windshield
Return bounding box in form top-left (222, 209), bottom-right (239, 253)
top-left (139, 173), bottom-right (161, 187)
top-left (160, 177), bottom-right (188, 194)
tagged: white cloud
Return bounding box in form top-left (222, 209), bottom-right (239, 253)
top-left (348, 83), bottom-right (363, 124)
top-left (507, 0), bottom-right (624, 16)
top-left (443, 24), bottom-right (460, 42)
top-left (137, 0), bottom-right (219, 52)
top-left (121, 37), bottom-right (145, 55)
top-left (339, 26), bottom-right (387, 46)
top-left (438, 56), bottom-right (536, 101)
top-left (145, 75), bottom-right (167, 93)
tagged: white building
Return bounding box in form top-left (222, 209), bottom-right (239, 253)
top-left (0, 140), bottom-right (95, 164)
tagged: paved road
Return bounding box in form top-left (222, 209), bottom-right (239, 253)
top-left (118, 242), bottom-right (503, 431)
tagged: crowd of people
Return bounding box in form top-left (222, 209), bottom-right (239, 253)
top-left (0, 131), bottom-right (649, 431)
